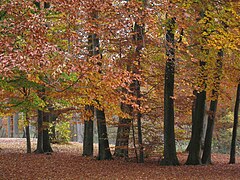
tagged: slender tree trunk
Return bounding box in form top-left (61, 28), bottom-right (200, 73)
top-left (132, 119), bottom-right (139, 161)
top-left (25, 112), bottom-right (31, 153)
top-left (186, 89), bottom-right (206, 165)
top-left (160, 17), bottom-right (179, 166)
top-left (136, 80), bottom-right (144, 163)
top-left (35, 110), bottom-right (44, 153)
top-left (96, 108), bottom-right (112, 160)
top-left (0, 117), bottom-right (3, 138)
top-left (133, 14), bottom-right (145, 163)
top-left (229, 83), bottom-right (240, 164)
top-left (83, 106), bottom-right (94, 156)
top-left (7, 116), bottom-right (11, 138)
top-left (13, 113), bottom-right (19, 138)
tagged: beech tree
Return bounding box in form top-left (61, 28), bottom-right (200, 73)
top-left (160, 17), bottom-right (179, 166)
top-left (1, 0), bottom-right (240, 166)
top-left (229, 83), bottom-right (240, 164)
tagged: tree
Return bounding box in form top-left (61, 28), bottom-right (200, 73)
top-left (202, 51), bottom-right (223, 165)
top-left (82, 106), bottom-right (93, 156)
top-left (229, 83), bottom-right (240, 164)
top-left (160, 17), bottom-right (179, 166)
top-left (186, 64), bottom-right (206, 165)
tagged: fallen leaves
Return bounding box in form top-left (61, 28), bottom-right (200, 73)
top-left (0, 138), bottom-right (240, 180)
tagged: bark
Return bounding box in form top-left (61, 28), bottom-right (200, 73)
top-left (7, 116), bottom-right (11, 138)
top-left (186, 90), bottom-right (197, 152)
top-left (11, 116), bottom-right (13, 138)
top-left (35, 110), bottom-right (44, 154)
top-left (49, 115), bottom-right (57, 143)
top-left (202, 97), bottom-right (217, 164)
top-left (83, 11), bottom-right (99, 156)
top-left (83, 106), bottom-right (94, 157)
top-left (202, 54), bottom-right (222, 164)
top-left (25, 112), bottom-right (31, 153)
top-left (96, 108), bottom-right (112, 160)
top-left (136, 80), bottom-right (144, 163)
top-left (186, 89), bottom-right (206, 165)
top-left (229, 83), bottom-right (240, 164)
top-left (133, 19), bottom-right (144, 164)
top-left (0, 117), bottom-right (4, 138)
top-left (13, 113), bottom-right (19, 138)
top-left (160, 18), bottom-right (179, 166)
top-left (43, 112), bottom-right (53, 153)
top-left (114, 117), bottom-right (131, 158)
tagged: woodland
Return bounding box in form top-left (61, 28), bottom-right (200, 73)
top-left (0, 0), bottom-right (240, 179)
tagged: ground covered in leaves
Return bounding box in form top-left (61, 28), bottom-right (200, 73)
top-left (0, 138), bottom-right (240, 179)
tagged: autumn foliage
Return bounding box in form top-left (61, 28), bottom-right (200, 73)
top-left (0, 0), bottom-right (240, 169)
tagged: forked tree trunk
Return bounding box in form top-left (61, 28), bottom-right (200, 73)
top-left (160, 17), bottom-right (179, 166)
top-left (202, 97), bottom-right (218, 164)
top-left (202, 54), bottom-right (222, 164)
top-left (186, 89), bottom-right (206, 165)
top-left (229, 83), bottom-right (240, 164)
top-left (96, 109), bottom-right (112, 160)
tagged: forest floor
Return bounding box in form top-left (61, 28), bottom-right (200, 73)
top-left (0, 138), bottom-right (240, 180)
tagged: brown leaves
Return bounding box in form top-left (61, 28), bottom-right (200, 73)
top-left (1, 139), bottom-right (240, 179)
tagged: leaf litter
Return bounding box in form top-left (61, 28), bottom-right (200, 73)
top-left (0, 138), bottom-right (240, 180)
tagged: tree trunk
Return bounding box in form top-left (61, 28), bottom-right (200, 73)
top-left (114, 117), bottom-right (131, 158)
top-left (202, 97), bottom-right (217, 164)
top-left (25, 112), bottom-right (31, 153)
top-left (136, 80), bottom-right (144, 163)
top-left (43, 112), bottom-right (53, 153)
top-left (133, 14), bottom-right (145, 163)
top-left (7, 116), bottom-right (11, 138)
top-left (83, 105), bottom-right (94, 156)
top-left (202, 52), bottom-right (223, 164)
top-left (83, 120), bottom-right (93, 156)
top-left (186, 90), bottom-right (197, 152)
top-left (96, 108), bottom-right (112, 160)
top-left (160, 17), bottom-right (179, 166)
top-left (48, 107), bottom-right (57, 143)
top-left (186, 90), bottom-right (206, 165)
top-left (229, 83), bottom-right (240, 164)
top-left (13, 113), bottom-right (19, 138)
top-left (35, 110), bottom-right (44, 153)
